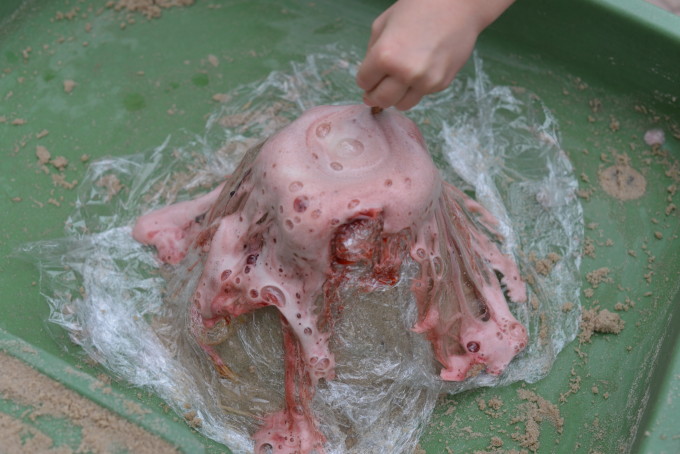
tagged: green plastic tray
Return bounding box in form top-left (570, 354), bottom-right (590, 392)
top-left (1, 0), bottom-right (678, 453)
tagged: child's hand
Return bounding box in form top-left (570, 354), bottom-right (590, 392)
top-left (356, 0), bottom-right (514, 110)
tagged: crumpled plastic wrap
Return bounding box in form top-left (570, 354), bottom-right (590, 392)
top-left (17, 50), bottom-right (582, 454)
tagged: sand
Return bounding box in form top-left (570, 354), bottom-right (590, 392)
top-left (578, 309), bottom-right (625, 344)
top-left (598, 165), bottom-right (647, 201)
top-left (510, 388), bottom-right (564, 453)
top-left (0, 352), bottom-right (179, 454)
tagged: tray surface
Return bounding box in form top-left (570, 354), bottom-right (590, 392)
top-left (1, 0), bottom-right (678, 453)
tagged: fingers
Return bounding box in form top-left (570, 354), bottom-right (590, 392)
top-left (356, 49), bottom-right (386, 93)
top-left (394, 89), bottom-right (424, 111)
top-left (356, 12), bottom-right (389, 92)
top-left (357, 0), bottom-right (464, 110)
top-left (363, 80), bottom-right (424, 112)
top-left (363, 76), bottom-right (409, 109)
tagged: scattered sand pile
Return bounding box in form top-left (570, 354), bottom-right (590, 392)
top-left (0, 352), bottom-right (179, 454)
top-left (108, 0), bottom-right (195, 19)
